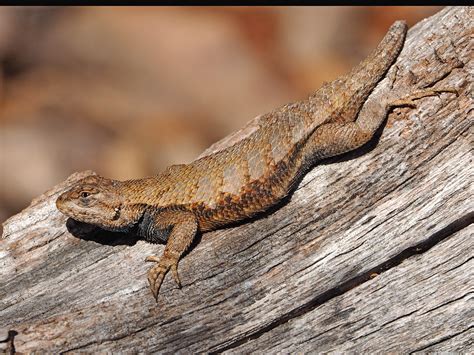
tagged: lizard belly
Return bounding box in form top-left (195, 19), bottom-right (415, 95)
top-left (194, 150), bottom-right (303, 231)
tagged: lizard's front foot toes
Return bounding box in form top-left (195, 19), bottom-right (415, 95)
top-left (146, 255), bottom-right (181, 302)
top-left (147, 263), bottom-right (168, 302)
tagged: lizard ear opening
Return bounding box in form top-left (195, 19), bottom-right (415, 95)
top-left (112, 206), bottom-right (121, 220)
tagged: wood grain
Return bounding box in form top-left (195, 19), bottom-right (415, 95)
top-left (1, 6), bottom-right (472, 353)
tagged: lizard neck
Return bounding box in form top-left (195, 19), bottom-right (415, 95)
top-left (119, 175), bottom-right (176, 208)
top-left (136, 208), bottom-right (173, 244)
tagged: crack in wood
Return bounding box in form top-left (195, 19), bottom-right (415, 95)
top-left (210, 211), bottom-right (474, 353)
top-left (297, 323), bottom-right (342, 347)
top-left (409, 325), bottom-right (474, 353)
top-left (294, 253), bottom-right (331, 277)
top-left (418, 292), bottom-right (473, 316)
top-left (332, 240), bottom-right (366, 259)
top-left (379, 309), bottom-right (418, 328)
top-left (442, 256), bottom-right (473, 275)
top-left (351, 309), bottom-right (419, 342)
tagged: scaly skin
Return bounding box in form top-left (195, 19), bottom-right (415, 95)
top-left (56, 21), bottom-right (455, 302)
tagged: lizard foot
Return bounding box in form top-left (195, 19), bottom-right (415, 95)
top-left (145, 255), bottom-right (181, 302)
top-left (390, 88), bottom-right (458, 108)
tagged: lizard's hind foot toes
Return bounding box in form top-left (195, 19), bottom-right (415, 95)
top-left (390, 88), bottom-right (458, 108)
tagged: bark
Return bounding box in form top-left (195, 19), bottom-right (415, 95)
top-left (1, 6), bottom-right (472, 353)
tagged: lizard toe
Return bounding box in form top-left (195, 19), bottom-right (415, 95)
top-left (147, 263), bottom-right (170, 302)
top-left (390, 88), bottom-right (457, 109)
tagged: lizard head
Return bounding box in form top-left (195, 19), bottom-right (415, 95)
top-left (56, 175), bottom-right (136, 231)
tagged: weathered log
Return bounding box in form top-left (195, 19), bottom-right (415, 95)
top-left (1, 6), bottom-right (472, 353)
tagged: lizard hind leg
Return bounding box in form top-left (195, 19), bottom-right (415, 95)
top-left (299, 87), bottom-right (457, 164)
top-left (143, 210), bottom-right (198, 302)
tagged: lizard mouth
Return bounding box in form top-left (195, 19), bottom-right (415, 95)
top-left (56, 199), bottom-right (97, 224)
top-left (56, 192), bottom-right (90, 220)
top-left (56, 195), bottom-right (81, 219)
top-left (56, 191), bottom-right (119, 225)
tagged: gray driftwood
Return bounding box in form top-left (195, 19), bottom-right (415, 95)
top-left (1, 6), bottom-right (472, 353)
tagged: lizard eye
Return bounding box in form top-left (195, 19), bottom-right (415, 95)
top-left (80, 191), bottom-right (91, 198)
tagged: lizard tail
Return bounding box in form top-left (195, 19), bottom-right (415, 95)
top-left (306, 20), bottom-right (408, 128)
top-left (344, 20), bottom-right (407, 105)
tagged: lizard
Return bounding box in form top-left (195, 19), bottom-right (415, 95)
top-left (56, 21), bottom-right (456, 302)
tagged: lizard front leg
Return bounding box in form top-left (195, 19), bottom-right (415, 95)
top-left (143, 210), bottom-right (198, 302)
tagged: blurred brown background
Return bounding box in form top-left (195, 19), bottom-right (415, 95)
top-left (0, 6), bottom-right (442, 223)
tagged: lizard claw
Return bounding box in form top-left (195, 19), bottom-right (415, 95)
top-left (146, 255), bottom-right (181, 302)
top-left (145, 255), bottom-right (160, 263)
top-left (171, 264), bottom-right (181, 288)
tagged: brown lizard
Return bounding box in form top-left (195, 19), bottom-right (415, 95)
top-left (56, 21), bottom-right (455, 302)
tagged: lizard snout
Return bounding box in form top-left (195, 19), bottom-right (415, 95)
top-left (56, 191), bottom-right (70, 213)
